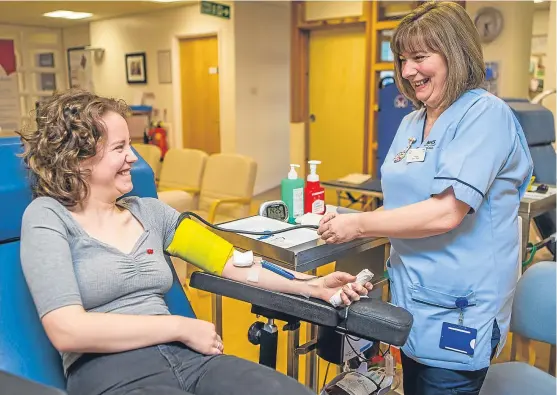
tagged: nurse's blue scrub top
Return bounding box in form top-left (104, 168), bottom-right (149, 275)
top-left (381, 89), bottom-right (533, 371)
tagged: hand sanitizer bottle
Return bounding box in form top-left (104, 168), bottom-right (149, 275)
top-left (304, 160), bottom-right (325, 215)
top-left (281, 164), bottom-right (305, 224)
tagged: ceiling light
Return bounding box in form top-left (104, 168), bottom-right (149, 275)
top-left (43, 10), bottom-right (93, 20)
top-left (533, 0), bottom-right (546, 3)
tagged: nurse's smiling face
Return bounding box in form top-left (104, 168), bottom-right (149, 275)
top-left (400, 51), bottom-right (447, 110)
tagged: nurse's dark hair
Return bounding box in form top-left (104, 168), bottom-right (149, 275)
top-left (390, 1), bottom-right (485, 110)
top-left (17, 89), bottom-right (129, 207)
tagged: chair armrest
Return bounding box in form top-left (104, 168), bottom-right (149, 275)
top-left (0, 370), bottom-right (66, 395)
top-left (207, 197), bottom-right (251, 223)
top-left (158, 185), bottom-right (201, 195)
top-left (189, 272), bottom-right (413, 346)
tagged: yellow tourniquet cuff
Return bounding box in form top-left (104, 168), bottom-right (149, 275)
top-left (167, 218), bottom-right (234, 276)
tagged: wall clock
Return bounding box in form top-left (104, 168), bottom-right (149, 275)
top-left (474, 7), bottom-right (504, 44)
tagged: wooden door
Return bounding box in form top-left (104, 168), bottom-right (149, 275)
top-left (308, 26), bottom-right (366, 183)
top-left (179, 36), bottom-right (220, 154)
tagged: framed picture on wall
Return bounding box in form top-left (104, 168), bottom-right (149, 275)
top-left (125, 52), bottom-right (147, 84)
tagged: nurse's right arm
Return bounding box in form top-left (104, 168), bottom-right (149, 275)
top-left (20, 202), bottom-right (223, 356)
top-left (319, 98), bottom-right (532, 242)
top-left (319, 187), bottom-right (469, 242)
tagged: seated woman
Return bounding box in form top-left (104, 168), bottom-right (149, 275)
top-left (18, 89), bottom-right (372, 395)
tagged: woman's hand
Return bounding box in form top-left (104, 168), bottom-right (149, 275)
top-left (317, 213), bottom-right (362, 244)
top-left (313, 272), bottom-right (373, 305)
top-left (178, 317), bottom-right (224, 355)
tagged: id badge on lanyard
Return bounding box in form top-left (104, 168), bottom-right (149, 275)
top-left (439, 297), bottom-right (477, 356)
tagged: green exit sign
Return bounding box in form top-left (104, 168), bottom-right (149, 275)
top-left (200, 1), bottom-right (231, 19)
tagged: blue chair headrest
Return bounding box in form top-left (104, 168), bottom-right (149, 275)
top-left (0, 137), bottom-right (33, 242)
top-left (0, 137), bottom-right (159, 242)
top-left (511, 261), bottom-right (556, 345)
top-left (507, 102), bottom-right (555, 146)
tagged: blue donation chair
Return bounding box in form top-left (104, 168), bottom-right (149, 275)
top-left (506, 101), bottom-right (556, 258)
top-left (0, 136), bottom-right (195, 391)
top-left (376, 76), bottom-right (414, 178)
top-left (480, 261), bottom-right (557, 395)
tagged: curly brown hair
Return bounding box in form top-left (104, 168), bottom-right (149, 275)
top-left (18, 89), bottom-right (129, 207)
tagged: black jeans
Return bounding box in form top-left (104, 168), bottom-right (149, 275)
top-left (401, 320), bottom-right (501, 395)
top-left (66, 342), bottom-right (313, 395)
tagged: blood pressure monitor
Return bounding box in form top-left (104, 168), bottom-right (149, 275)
top-left (259, 201), bottom-right (289, 222)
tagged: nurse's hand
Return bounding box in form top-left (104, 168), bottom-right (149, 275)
top-left (315, 271), bottom-right (373, 305)
top-left (317, 213), bottom-right (362, 244)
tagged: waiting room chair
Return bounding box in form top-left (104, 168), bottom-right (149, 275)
top-left (132, 143), bottom-right (162, 181)
top-left (157, 148), bottom-right (208, 213)
top-left (0, 137), bottom-right (195, 391)
top-left (480, 261), bottom-right (557, 395)
top-left (195, 153), bottom-right (257, 224)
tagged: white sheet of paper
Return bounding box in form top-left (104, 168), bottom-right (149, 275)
top-left (219, 216), bottom-right (319, 248)
top-left (523, 187), bottom-right (556, 200)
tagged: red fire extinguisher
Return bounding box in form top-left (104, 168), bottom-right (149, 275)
top-left (146, 122), bottom-right (169, 159)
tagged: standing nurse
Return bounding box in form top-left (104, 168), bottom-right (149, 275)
top-left (317, 2), bottom-right (533, 394)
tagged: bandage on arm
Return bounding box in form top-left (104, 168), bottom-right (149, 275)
top-left (166, 218), bottom-right (234, 276)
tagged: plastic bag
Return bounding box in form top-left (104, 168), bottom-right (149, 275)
top-left (320, 370), bottom-right (393, 395)
top-left (321, 372), bottom-right (377, 395)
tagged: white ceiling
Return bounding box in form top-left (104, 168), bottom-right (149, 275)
top-left (0, 1), bottom-right (195, 28)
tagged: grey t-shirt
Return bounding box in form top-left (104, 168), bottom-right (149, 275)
top-left (20, 196), bottom-right (181, 374)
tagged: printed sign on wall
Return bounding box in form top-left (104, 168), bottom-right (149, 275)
top-left (0, 39), bottom-right (21, 132)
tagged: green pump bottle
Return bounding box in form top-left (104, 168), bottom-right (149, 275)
top-left (281, 164), bottom-right (305, 224)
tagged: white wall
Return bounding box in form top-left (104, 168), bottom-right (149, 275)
top-left (89, 3), bottom-right (236, 153)
top-left (234, 1), bottom-right (290, 194)
top-left (543, 1), bottom-right (556, 133)
top-left (62, 24), bottom-right (90, 50)
top-left (89, 1), bottom-right (292, 194)
top-left (466, 2), bottom-right (534, 99)
top-left (305, 1), bottom-right (363, 21)
top-left (533, 8), bottom-right (550, 36)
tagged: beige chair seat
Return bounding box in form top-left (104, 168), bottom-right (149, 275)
top-left (158, 190), bottom-right (195, 213)
top-left (196, 153), bottom-right (257, 223)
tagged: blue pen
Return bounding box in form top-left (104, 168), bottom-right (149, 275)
top-left (261, 260), bottom-right (295, 280)
top-left (257, 230), bottom-right (272, 240)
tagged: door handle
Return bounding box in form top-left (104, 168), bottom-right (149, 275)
top-left (309, 114), bottom-right (316, 123)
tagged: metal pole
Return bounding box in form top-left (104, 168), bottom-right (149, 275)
top-left (305, 268), bottom-right (319, 392)
top-left (212, 294), bottom-right (223, 338)
top-left (305, 323), bottom-right (319, 392)
top-left (287, 326), bottom-right (300, 380)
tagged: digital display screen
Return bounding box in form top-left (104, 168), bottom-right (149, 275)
top-left (266, 205), bottom-right (286, 221)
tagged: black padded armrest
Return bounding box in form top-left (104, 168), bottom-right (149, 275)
top-left (189, 272), bottom-right (413, 346)
top-left (0, 370), bottom-right (66, 395)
